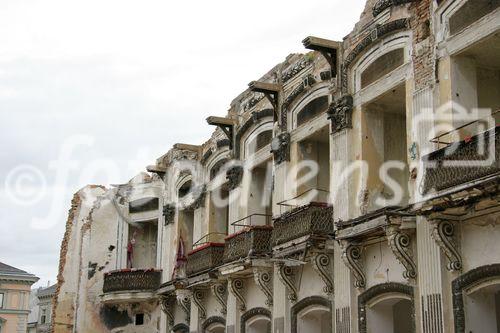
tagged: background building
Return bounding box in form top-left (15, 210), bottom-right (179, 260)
top-left (0, 262), bottom-right (39, 333)
top-left (28, 284), bottom-right (56, 333)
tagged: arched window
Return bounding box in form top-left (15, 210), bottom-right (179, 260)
top-left (255, 130), bottom-right (273, 151)
top-left (452, 264), bottom-right (500, 333)
top-left (360, 48), bottom-right (405, 88)
top-left (291, 296), bottom-right (332, 333)
top-left (241, 307), bottom-right (271, 333)
top-left (358, 283), bottom-right (415, 333)
top-left (178, 180), bottom-right (192, 198)
top-left (202, 316), bottom-right (226, 333)
top-left (296, 96), bottom-right (329, 127)
top-left (210, 159), bottom-right (228, 180)
top-left (172, 323), bottom-right (189, 333)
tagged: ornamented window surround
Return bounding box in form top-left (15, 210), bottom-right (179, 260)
top-left (240, 307), bottom-right (272, 333)
top-left (201, 316), bottom-right (226, 332)
top-left (290, 296), bottom-right (332, 333)
top-left (350, 32), bottom-right (411, 94)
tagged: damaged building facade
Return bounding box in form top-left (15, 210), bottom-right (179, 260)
top-left (52, 0), bottom-right (500, 332)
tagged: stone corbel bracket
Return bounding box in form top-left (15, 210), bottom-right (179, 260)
top-left (277, 264), bottom-right (298, 302)
top-left (160, 294), bottom-right (176, 326)
top-left (312, 253), bottom-right (334, 295)
top-left (341, 243), bottom-right (365, 289)
top-left (253, 267), bottom-right (274, 307)
top-left (431, 219), bottom-right (462, 271)
top-left (386, 226), bottom-right (417, 279)
top-left (176, 290), bottom-right (192, 322)
top-left (192, 289), bottom-right (207, 320)
top-left (211, 282), bottom-right (228, 315)
top-left (229, 278), bottom-right (246, 312)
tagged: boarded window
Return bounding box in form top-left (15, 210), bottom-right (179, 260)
top-left (297, 96), bottom-right (329, 127)
top-left (129, 197), bottom-right (159, 213)
top-left (361, 48), bottom-right (405, 88)
top-left (450, 0), bottom-right (500, 35)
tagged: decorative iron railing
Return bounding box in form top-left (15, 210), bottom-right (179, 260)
top-left (422, 126), bottom-right (500, 194)
top-left (186, 243), bottom-right (225, 276)
top-left (223, 226), bottom-right (273, 263)
top-left (103, 269), bottom-right (162, 293)
top-left (271, 202), bottom-right (334, 247)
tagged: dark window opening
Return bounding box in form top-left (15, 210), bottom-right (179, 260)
top-left (129, 197), bottom-right (159, 213)
top-left (297, 96), bottom-right (329, 127)
top-left (256, 130), bottom-right (273, 151)
top-left (450, 0), bottom-right (500, 36)
top-left (178, 180), bottom-right (192, 198)
top-left (210, 159), bottom-right (228, 180)
top-left (135, 313), bottom-right (144, 326)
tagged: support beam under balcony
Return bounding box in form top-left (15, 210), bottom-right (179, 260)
top-left (302, 36), bottom-right (341, 77)
top-left (248, 81), bottom-right (281, 122)
top-left (206, 116), bottom-right (236, 150)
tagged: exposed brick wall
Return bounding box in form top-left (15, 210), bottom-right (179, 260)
top-left (410, 0), bottom-right (435, 91)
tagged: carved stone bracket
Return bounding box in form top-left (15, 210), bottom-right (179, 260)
top-left (226, 165), bottom-right (244, 191)
top-left (176, 290), bottom-right (192, 322)
top-left (341, 243), bottom-right (365, 289)
top-left (229, 278), bottom-right (246, 312)
top-left (328, 95), bottom-right (353, 135)
top-left (163, 204), bottom-right (176, 225)
top-left (277, 264), bottom-right (298, 302)
top-left (211, 282), bottom-right (228, 315)
top-left (160, 294), bottom-right (176, 326)
top-left (271, 132), bottom-right (290, 165)
top-left (386, 227), bottom-right (417, 279)
top-left (253, 268), bottom-right (274, 306)
top-left (431, 220), bottom-right (462, 271)
top-left (192, 289), bottom-right (206, 320)
top-left (312, 254), bottom-right (334, 295)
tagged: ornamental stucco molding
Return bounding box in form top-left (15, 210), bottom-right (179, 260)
top-left (328, 95), bottom-right (353, 134)
top-left (276, 263), bottom-right (298, 302)
top-left (312, 253), bottom-right (334, 295)
top-left (160, 294), bottom-right (176, 326)
top-left (341, 243), bottom-right (365, 289)
top-left (386, 226), bottom-right (417, 279)
top-left (229, 278), bottom-right (246, 312)
top-left (211, 282), bottom-right (228, 315)
top-left (192, 289), bottom-right (207, 320)
top-left (431, 220), bottom-right (462, 271)
top-left (253, 267), bottom-right (273, 306)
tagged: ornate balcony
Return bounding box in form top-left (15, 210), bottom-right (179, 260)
top-left (102, 269), bottom-right (161, 303)
top-left (186, 243), bottom-right (225, 277)
top-left (223, 226), bottom-right (273, 263)
top-left (271, 202), bottom-right (333, 247)
top-left (422, 126), bottom-right (500, 194)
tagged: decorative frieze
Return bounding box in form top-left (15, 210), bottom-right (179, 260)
top-left (281, 57), bottom-right (312, 83)
top-left (312, 253), bottom-right (334, 295)
top-left (229, 278), bottom-right (246, 312)
top-left (386, 227), bottom-right (417, 279)
top-left (341, 243), bottom-right (365, 289)
top-left (431, 220), bottom-right (462, 272)
top-left (211, 282), bottom-right (228, 315)
top-left (253, 267), bottom-right (273, 306)
top-left (328, 95), bottom-right (353, 134)
top-left (372, 0), bottom-right (417, 17)
top-left (163, 204), bottom-right (176, 225)
top-left (271, 132), bottom-right (291, 165)
top-left (225, 165), bottom-right (244, 191)
top-left (242, 93), bottom-right (265, 112)
top-left (276, 264), bottom-right (297, 302)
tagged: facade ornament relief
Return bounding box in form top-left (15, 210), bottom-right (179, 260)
top-left (372, 0), bottom-right (417, 17)
top-left (277, 264), bottom-right (298, 302)
top-left (163, 204), bottom-right (176, 225)
top-left (386, 226), bottom-right (417, 279)
top-left (431, 220), bottom-right (462, 271)
top-left (312, 253), bottom-right (334, 295)
top-left (328, 95), bottom-right (353, 134)
top-left (192, 289), bottom-right (207, 320)
top-left (176, 290), bottom-right (192, 322)
top-left (229, 278), bottom-right (246, 312)
top-left (160, 294), bottom-right (176, 326)
top-left (271, 132), bottom-right (291, 165)
top-left (211, 282), bottom-right (228, 315)
top-left (253, 267), bottom-right (273, 306)
top-left (281, 57), bottom-right (312, 83)
top-left (341, 243), bottom-right (365, 288)
top-left (226, 165), bottom-right (244, 191)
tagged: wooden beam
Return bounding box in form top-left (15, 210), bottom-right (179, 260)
top-left (173, 143), bottom-right (201, 152)
top-left (206, 116), bottom-right (236, 127)
top-left (146, 165), bottom-right (167, 174)
top-left (302, 36), bottom-right (341, 52)
top-left (248, 81), bottom-right (280, 94)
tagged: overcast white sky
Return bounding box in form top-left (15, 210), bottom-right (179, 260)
top-left (0, 0), bottom-right (365, 287)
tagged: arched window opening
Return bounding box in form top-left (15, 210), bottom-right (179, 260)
top-left (297, 305), bottom-right (331, 333)
top-left (246, 316), bottom-right (271, 333)
top-left (248, 129), bottom-right (273, 156)
top-left (178, 180), bottom-right (195, 252)
top-left (210, 159), bottom-right (228, 180)
top-left (202, 317), bottom-right (226, 333)
top-left (127, 219), bottom-right (158, 269)
top-left (361, 48), bottom-right (405, 88)
top-left (172, 323), bottom-right (189, 333)
top-left (366, 297), bottom-right (413, 333)
top-left (297, 96), bottom-right (329, 127)
top-left (449, 0), bottom-right (500, 36)
top-left (178, 180), bottom-right (192, 198)
top-left (463, 279), bottom-right (500, 332)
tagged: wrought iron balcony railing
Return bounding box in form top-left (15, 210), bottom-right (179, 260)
top-left (422, 126), bottom-right (500, 194)
top-left (186, 242), bottom-right (225, 276)
top-left (271, 202), bottom-right (334, 247)
top-left (103, 269), bottom-right (162, 293)
top-left (223, 225), bottom-right (273, 263)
